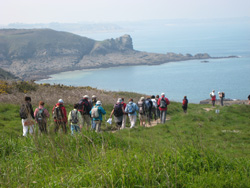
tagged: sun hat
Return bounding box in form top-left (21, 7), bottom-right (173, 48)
top-left (117, 98), bottom-right (122, 103)
top-left (161, 93), bottom-right (165, 96)
top-left (58, 99), bottom-right (64, 103)
top-left (140, 97), bottom-right (145, 101)
top-left (96, 100), bottom-right (102, 105)
top-left (83, 95), bottom-right (89, 98)
top-left (92, 95), bottom-right (96, 98)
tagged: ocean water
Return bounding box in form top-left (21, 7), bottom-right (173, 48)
top-left (37, 20), bottom-right (250, 103)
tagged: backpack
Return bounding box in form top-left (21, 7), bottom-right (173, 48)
top-left (78, 99), bottom-right (90, 115)
top-left (36, 108), bottom-right (45, 123)
top-left (20, 103), bottom-right (28, 119)
top-left (53, 105), bottom-right (63, 120)
top-left (127, 104), bottom-right (135, 114)
top-left (160, 98), bottom-right (167, 108)
top-left (70, 110), bottom-right (79, 124)
top-left (145, 99), bottom-right (152, 110)
top-left (91, 106), bottom-right (99, 118)
top-left (222, 92), bottom-right (225, 98)
top-left (152, 99), bottom-right (157, 109)
top-left (138, 101), bottom-right (146, 114)
top-left (113, 104), bottom-right (123, 117)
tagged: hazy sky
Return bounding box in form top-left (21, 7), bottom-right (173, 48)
top-left (1, 0), bottom-right (250, 24)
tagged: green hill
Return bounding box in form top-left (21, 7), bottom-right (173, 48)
top-left (0, 88), bottom-right (250, 187)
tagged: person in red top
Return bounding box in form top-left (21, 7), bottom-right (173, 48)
top-left (52, 99), bottom-right (68, 133)
top-left (121, 97), bottom-right (127, 129)
top-left (210, 90), bottom-right (216, 106)
top-left (182, 96), bottom-right (188, 113)
top-left (157, 93), bottom-right (170, 124)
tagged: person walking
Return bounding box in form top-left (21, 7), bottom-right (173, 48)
top-left (182, 96), bottom-right (188, 113)
top-left (137, 97), bottom-right (147, 127)
top-left (121, 98), bottom-right (127, 129)
top-left (125, 98), bottom-right (139, 128)
top-left (145, 96), bottom-right (153, 126)
top-left (110, 98), bottom-right (124, 130)
top-left (155, 95), bottom-right (160, 122)
top-left (34, 101), bottom-right (50, 134)
top-left (157, 93), bottom-right (170, 124)
top-left (19, 96), bottom-right (35, 136)
top-left (90, 95), bottom-right (97, 130)
top-left (68, 104), bottom-right (83, 135)
top-left (248, 95), bottom-right (250, 105)
top-left (52, 99), bottom-right (68, 133)
top-left (218, 92), bottom-right (225, 106)
top-left (151, 95), bottom-right (158, 121)
top-left (210, 90), bottom-right (216, 106)
top-left (78, 95), bottom-right (91, 131)
top-left (90, 101), bottom-right (106, 133)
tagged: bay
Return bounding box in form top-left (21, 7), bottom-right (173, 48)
top-left (37, 19), bottom-right (250, 103)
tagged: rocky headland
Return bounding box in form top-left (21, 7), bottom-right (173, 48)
top-left (0, 29), bottom-right (237, 80)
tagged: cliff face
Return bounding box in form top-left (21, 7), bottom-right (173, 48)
top-left (0, 29), bottom-right (218, 80)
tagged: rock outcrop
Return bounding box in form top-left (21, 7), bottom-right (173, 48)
top-left (0, 29), bottom-right (236, 80)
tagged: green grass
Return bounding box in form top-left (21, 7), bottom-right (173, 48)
top-left (0, 102), bottom-right (250, 187)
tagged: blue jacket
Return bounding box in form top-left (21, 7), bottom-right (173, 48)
top-left (90, 105), bottom-right (106, 121)
top-left (125, 102), bottom-right (139, 116)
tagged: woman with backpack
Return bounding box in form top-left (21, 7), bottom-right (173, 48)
top-left (34, 101), bottom-right (50, 134)
top-left (125, 98), bottom-right (139, 128)
top-left (182, 96), bottom-right (188, 113)
top-left (52, 99), bottom-right (68, 133)
top-left (110, 98), bottom-right (125, 130)
top-left (68, 103), bottom-right (83, 135)
top-left (157, 93), bottom-right (170, 124)
top-left (137, 97), bottom-right (147, 127)
top-left (20, 96), bottom-right (35, 136)
top-left (90, 100), bottom-right (106, 133)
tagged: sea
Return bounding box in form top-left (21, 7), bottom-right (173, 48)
top-left (37, 19), bottom-right (250, 103)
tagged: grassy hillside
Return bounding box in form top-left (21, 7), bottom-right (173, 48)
top-left (0, 99), bottom-right (250, 187)
top-left (0, 68), bottom-right (18, 80)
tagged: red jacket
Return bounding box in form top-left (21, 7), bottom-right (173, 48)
top-left (52, 103), bottom-right (67, 123)
top-left (211, 95), bottom-right (216, 101)
top-left (157, 97), bottom-right (170, 111)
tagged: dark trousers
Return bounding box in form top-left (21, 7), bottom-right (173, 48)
top-left (38, 121), bottom-right (47, 133)
top-left (54, 121), bottom-right (67, 133)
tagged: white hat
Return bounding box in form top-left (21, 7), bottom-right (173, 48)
top-left (117, 98), bottom-right (122, 103)
top-left (92, 95), bottom-right (96, 98)
top-left (83, 95), bottom-right (89, 98)
top-left (96, 100), bottom-right (102, 105)
top-left (140, 97), bottom-right (145, 101)
top-left (161, 93), bottom-right (165, 96)
top-left (58, 99), bottom-right (64, 103)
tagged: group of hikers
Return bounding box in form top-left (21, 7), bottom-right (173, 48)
top-left (20, 93), bottom-right (188, 136)
top-left (210, 90), bottom-right (226, 106)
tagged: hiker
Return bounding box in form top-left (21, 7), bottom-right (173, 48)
top-left (52, 99), bottom-right (68, 133)
top-left (182, 96), bottom-right (188, 113)
top-left (218, 92), bottom-right (225, 106)
top-left (151, 95), bottom-right (158, 121)
top-left (137, 97), bottom-right (147, 127)
top-left (210, 90), bottom-right (216, 106)
top-left (34, 101), bottom-right (50, 134)
top-left (157, 93), bottom-right (170, 124)
top-left (155, 95), bottom-right (160, 120)
top-left (68, 103), bottom-right (83, 135)
top-left (248, 95), bottom-right (250, 105)
top-left (145, 96), bottom-right (153, 126)
top-left (90, 95), bottom-right (97, 130)
top-left (90, 100), bottom-right (106, 133)
top-left (110, 98), bottom-right (125, 130)
top-left (78, 95), bottom-right (91, 131)
top-left (20, 96), bottom-right (35, 136)
top-left (125, 98), bottom-right (139, 128)
top-left (121, 97), bottom-right (127, 129)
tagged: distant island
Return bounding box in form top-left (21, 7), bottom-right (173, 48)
top-left (0, 29), bottom-right (237, 80)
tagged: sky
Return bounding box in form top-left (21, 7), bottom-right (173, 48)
top-left (0, 0), bottom-right (250, 25)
